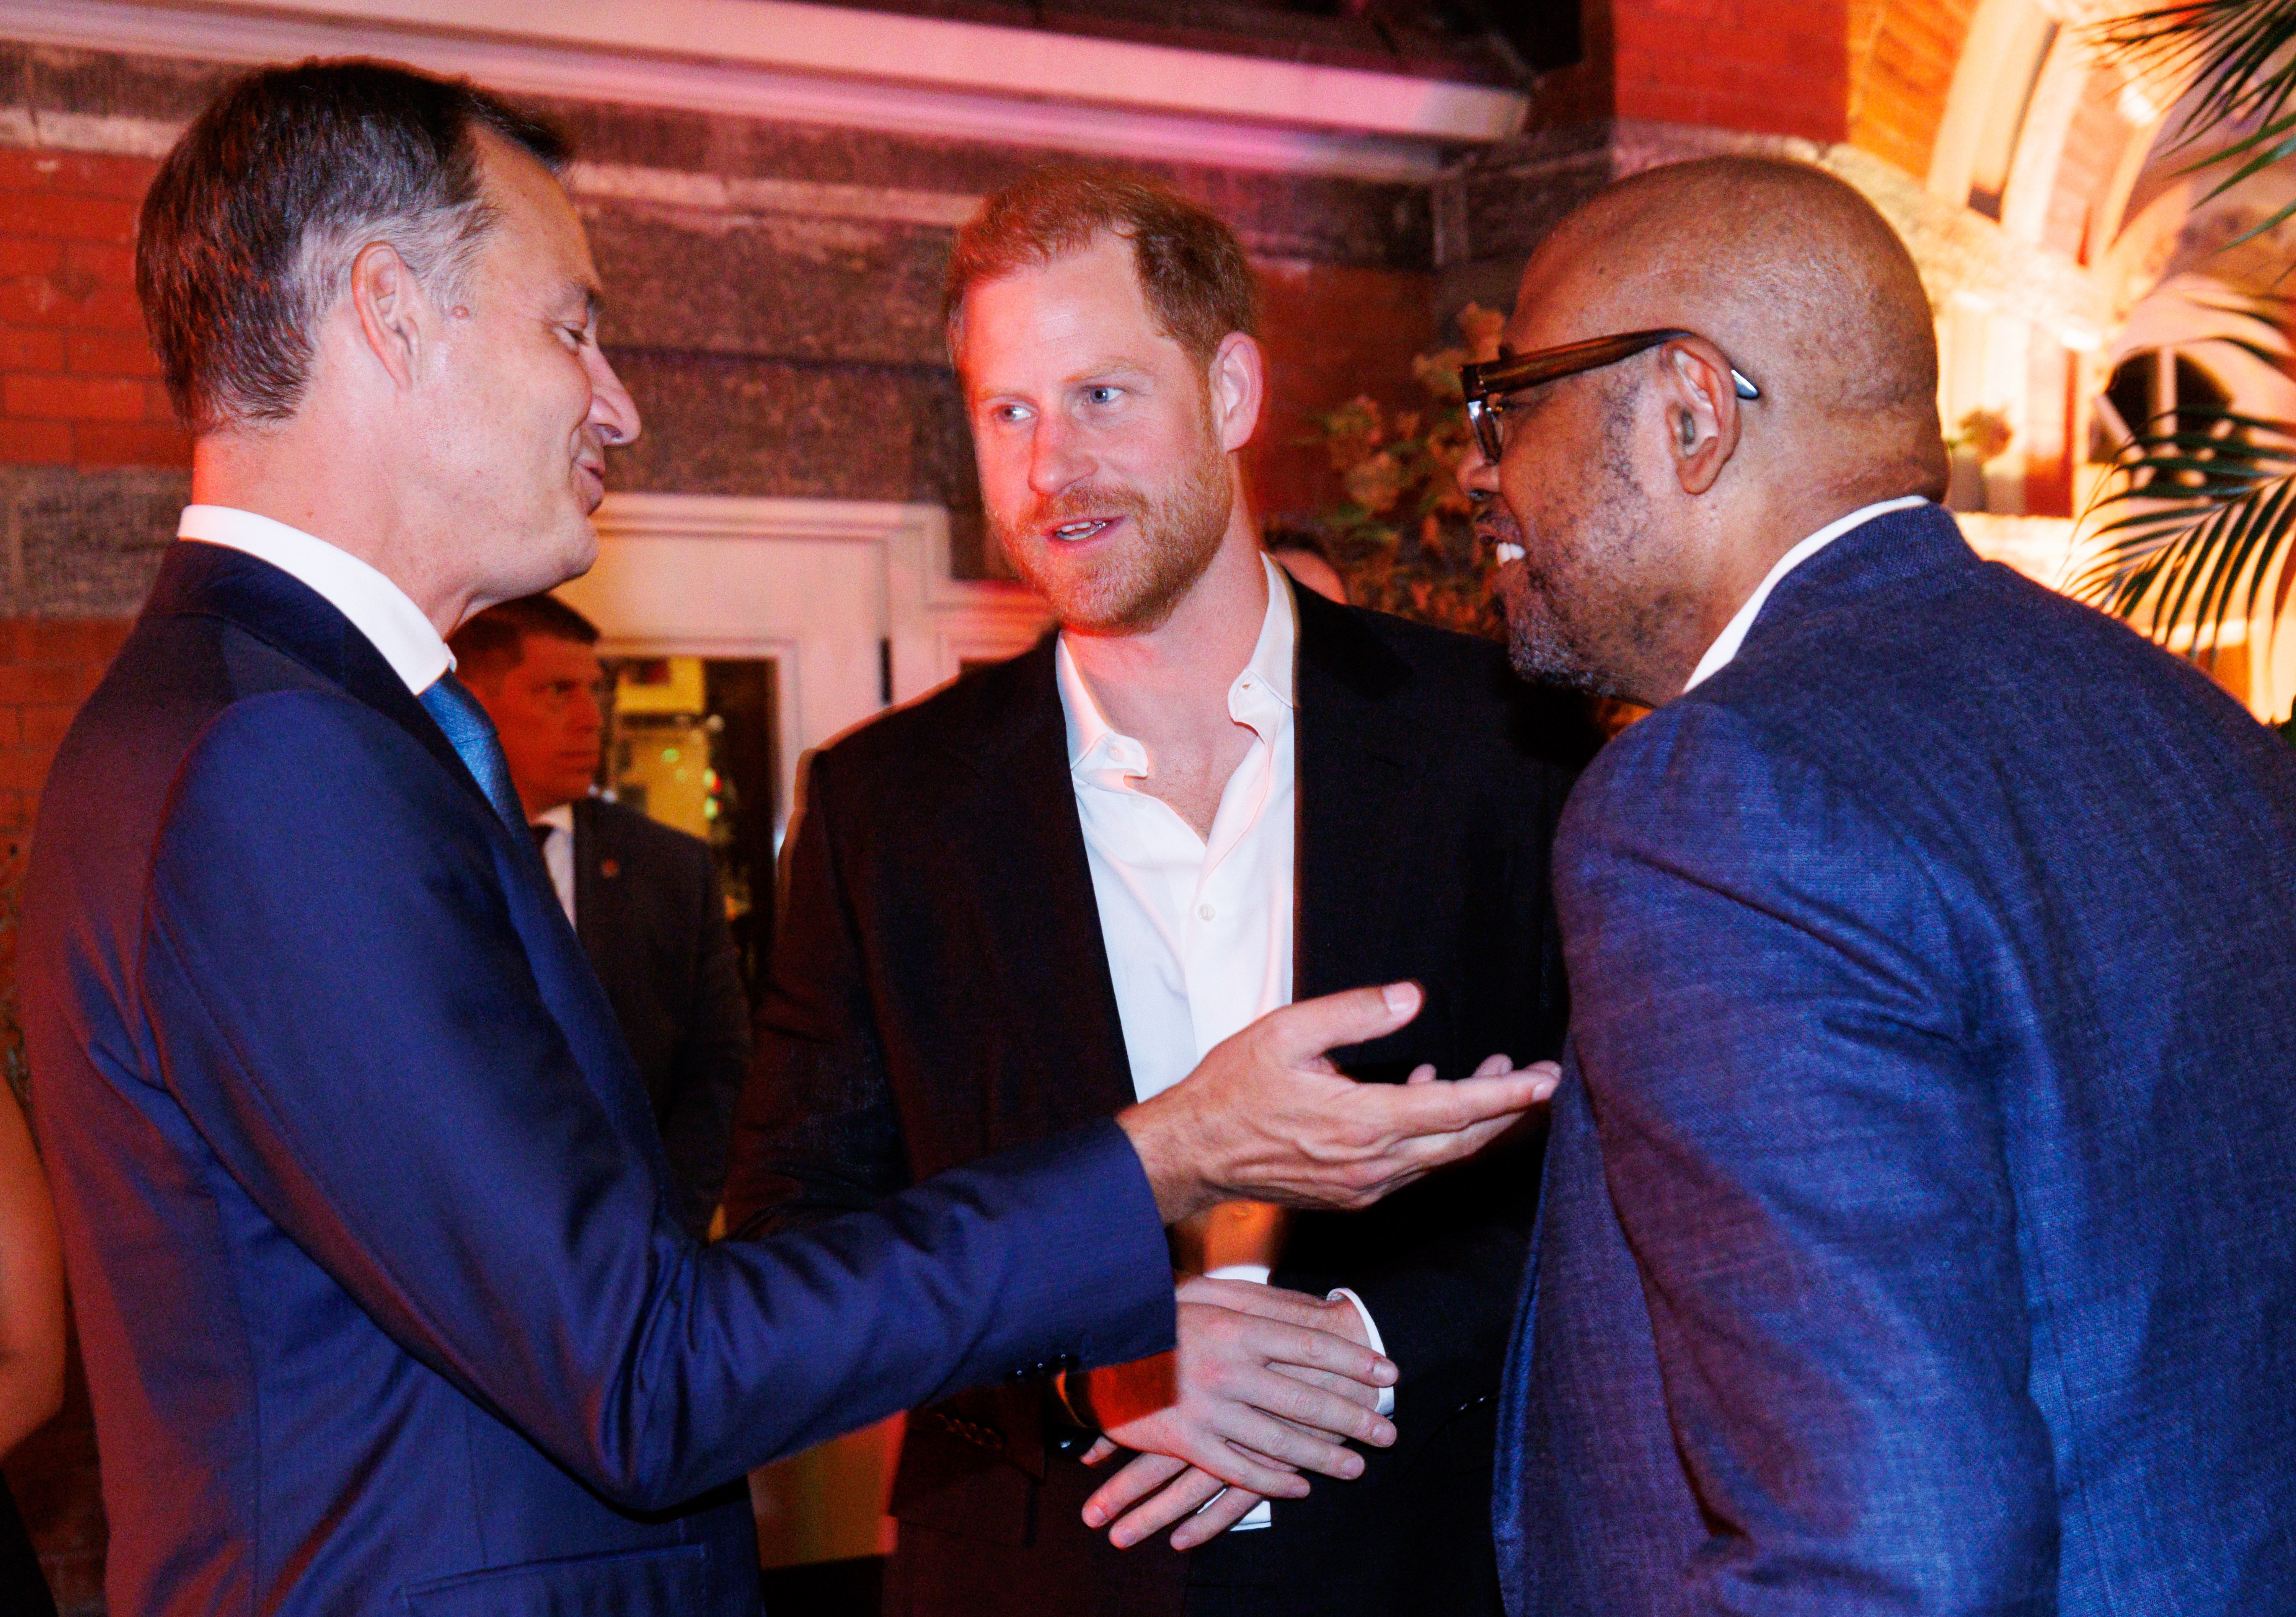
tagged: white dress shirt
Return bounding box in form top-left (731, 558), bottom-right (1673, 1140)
top-left (176, 505), bottom-right (453, 695)
top-left (1057, 560), bottom-right (1387, 1529)
top-left (532, 803), bottom-right (577, 926)
top-left (1058, 554), bottom-right (1299, 1116)
top-left (1682, 496), bottom-right (1930, 693)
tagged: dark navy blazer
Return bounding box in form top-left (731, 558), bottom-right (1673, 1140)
top-left (1495, 504), bottom-right (2296, 1615)
top-left (19, 540), bottom-right (1174, 1617)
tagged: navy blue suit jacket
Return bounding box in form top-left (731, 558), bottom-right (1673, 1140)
top-left (19, 540), bottom-right (1174, 1617)
top-left (1495, 504), bottom-right (2296, 1614)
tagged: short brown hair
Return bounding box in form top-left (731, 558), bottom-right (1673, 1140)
top-left (943, 168), bottom-right (1258, 367)
top-left (138, 59), bottom-right (569, 431)
top-left (449, 593), bottom-right (600, 681)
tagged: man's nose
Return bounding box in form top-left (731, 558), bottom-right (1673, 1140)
top-left (588, 346), bottom-right (642, 447)
top-left (1455, 433), bottom-right (1499, 500)
top-left (572, 688), bottom-right (604, 736)
top-left (1027, 418), bottom-right (1092, 497)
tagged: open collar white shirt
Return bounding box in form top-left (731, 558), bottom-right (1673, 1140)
top-left (176, 504), bottom-right (453, 696)
top-left (1057, 555), bottom-right (1298, 1113)
top-left (1681, 496), bottom-right (1930, 693)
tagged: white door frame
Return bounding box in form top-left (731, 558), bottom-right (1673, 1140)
top-left (558, 491), bottom-right (1049, 837)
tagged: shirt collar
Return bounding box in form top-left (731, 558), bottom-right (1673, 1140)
top-left (1056, 554), bottom-right (1300, 777)
top-left (176, 504), bottom-right (454, 695)
top-left (535, 802), bottom-right (576, 833)
top-left (1681, 496), bottom-right (1931, 693)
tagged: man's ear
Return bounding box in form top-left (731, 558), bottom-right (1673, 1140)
top-left (1659, 341), bottom-right (1743, 496)
top-left (348, 240), bottom-right (433, 393)
top-left (1208, 331), bottom-right (1265, 454)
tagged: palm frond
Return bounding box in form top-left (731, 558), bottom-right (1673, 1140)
top-left (2072, 401), bottom-right (2296, 667)
top-left (2095, 0), bottom-right (2296, 246)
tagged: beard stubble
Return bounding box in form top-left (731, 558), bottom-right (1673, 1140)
top-left (991, 439), bottom-right (1234, 634)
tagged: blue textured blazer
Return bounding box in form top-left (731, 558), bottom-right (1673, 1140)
top-left (18, 540), bottom-right (1175, 1617)
top-left (1495, 504), bottom-right (2296, 1615)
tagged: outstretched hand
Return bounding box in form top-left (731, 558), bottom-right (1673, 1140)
top-left (1117, 981), bottom-right (1561, 1223)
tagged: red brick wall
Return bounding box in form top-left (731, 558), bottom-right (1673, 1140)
top-left (1848, 0), bottom-right (1983, 179)
top-left (1616, 0), bottom-right (1853, 143)
top-left (0, 149), bottom-right (185, 474)
top-left (1536, 0), bottom-right (1854, 144)
top-left (1540, 0), bottom-right (1986, 174)
top-left (0, 621), bottom-right (130, 835)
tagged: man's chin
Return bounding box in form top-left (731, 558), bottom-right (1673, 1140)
top-left (543, 520), bottom-right (602, 589)
top-left (1502, 602), bottom-right (1615, 696)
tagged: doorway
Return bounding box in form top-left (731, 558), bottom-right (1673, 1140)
top-left (603, 654), bottom-right (781, 1006)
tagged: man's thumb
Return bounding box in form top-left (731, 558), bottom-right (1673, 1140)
top-left (1270, 981), bottom-right (1422, 1066)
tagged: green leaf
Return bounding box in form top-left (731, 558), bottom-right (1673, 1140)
top-left (2071, 309), bottom-right (2296, 667)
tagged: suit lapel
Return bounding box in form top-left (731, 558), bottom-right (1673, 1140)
top-left (947, 641), bottom-right (1137, 1132)
top-left (1292, 590), bottom-right (1419, 999)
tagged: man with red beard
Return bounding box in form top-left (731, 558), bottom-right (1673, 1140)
top-left (722, 170), bottom-right (1594, 1617)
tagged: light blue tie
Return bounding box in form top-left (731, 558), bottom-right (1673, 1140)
top-left (419, 672), bottom-right (527, 836)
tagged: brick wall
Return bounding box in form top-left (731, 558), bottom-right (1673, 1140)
top-left (1615, 0), bottom-right (1852, 144)
top-left (0, 150), bottom-right (184, 474)
top-left (0, 621), bottom-right (128, 829)
top-left (1533, 0), bottom-right (1854, 145)
top-left (1848, 0), bottom-right (1984, 180)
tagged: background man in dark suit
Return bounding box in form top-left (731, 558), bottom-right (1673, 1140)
top-left (1462, 156), bottom-right (2296, 1614)
top-left (452, 594), bottom-right (749, 1237)
top-left (15, 62), bottom-right (1556, 1617)
top-left (722, 170), bottom-right (1592, 1617)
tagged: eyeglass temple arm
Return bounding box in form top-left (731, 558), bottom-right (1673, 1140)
top-left (1464, 365), bottom-right (1758, 400)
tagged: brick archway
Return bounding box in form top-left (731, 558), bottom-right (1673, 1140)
top-left (1849, 0), bottom-right (1988, 178)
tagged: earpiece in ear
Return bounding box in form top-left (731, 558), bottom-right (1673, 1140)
top-left (1679, 412), bottom-right (1698, 450)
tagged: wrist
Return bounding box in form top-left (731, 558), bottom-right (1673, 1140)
top-left (1116, 1100), bottom-right (1217, 1224)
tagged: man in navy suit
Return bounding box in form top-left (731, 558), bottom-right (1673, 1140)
top-left (1461, 156), bottom-right (2296, 1614)
top-left (17, 62), bottom-right (1552, 1617)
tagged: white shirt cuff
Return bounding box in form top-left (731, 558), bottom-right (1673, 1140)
top-left (1327, 1286), bottom-right (1395, 1417)
top-left (1184, 1273), bottom-right (1393, 1531)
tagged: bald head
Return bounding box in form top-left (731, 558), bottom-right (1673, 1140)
top-left (1519, 156), bottom-right (1946, 502)
top-left (1459, 157), bottom-right (1951, 707)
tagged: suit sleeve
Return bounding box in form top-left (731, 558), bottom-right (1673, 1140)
top-left (139, 693), bottom-right (1174, 1513)
top-left (721, 749), bottom-right (912, 1239)
top-left (652, 842), bottom-right (750, 1236)
top-left (1556, 703), bottom-right (2053, 1613)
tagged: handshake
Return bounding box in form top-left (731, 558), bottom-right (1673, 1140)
top-left (1076, 981), bottom-right (1561, 1551)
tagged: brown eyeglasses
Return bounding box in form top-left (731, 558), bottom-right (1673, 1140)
top-left (1458, 328), bottom-right (1761, 465)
